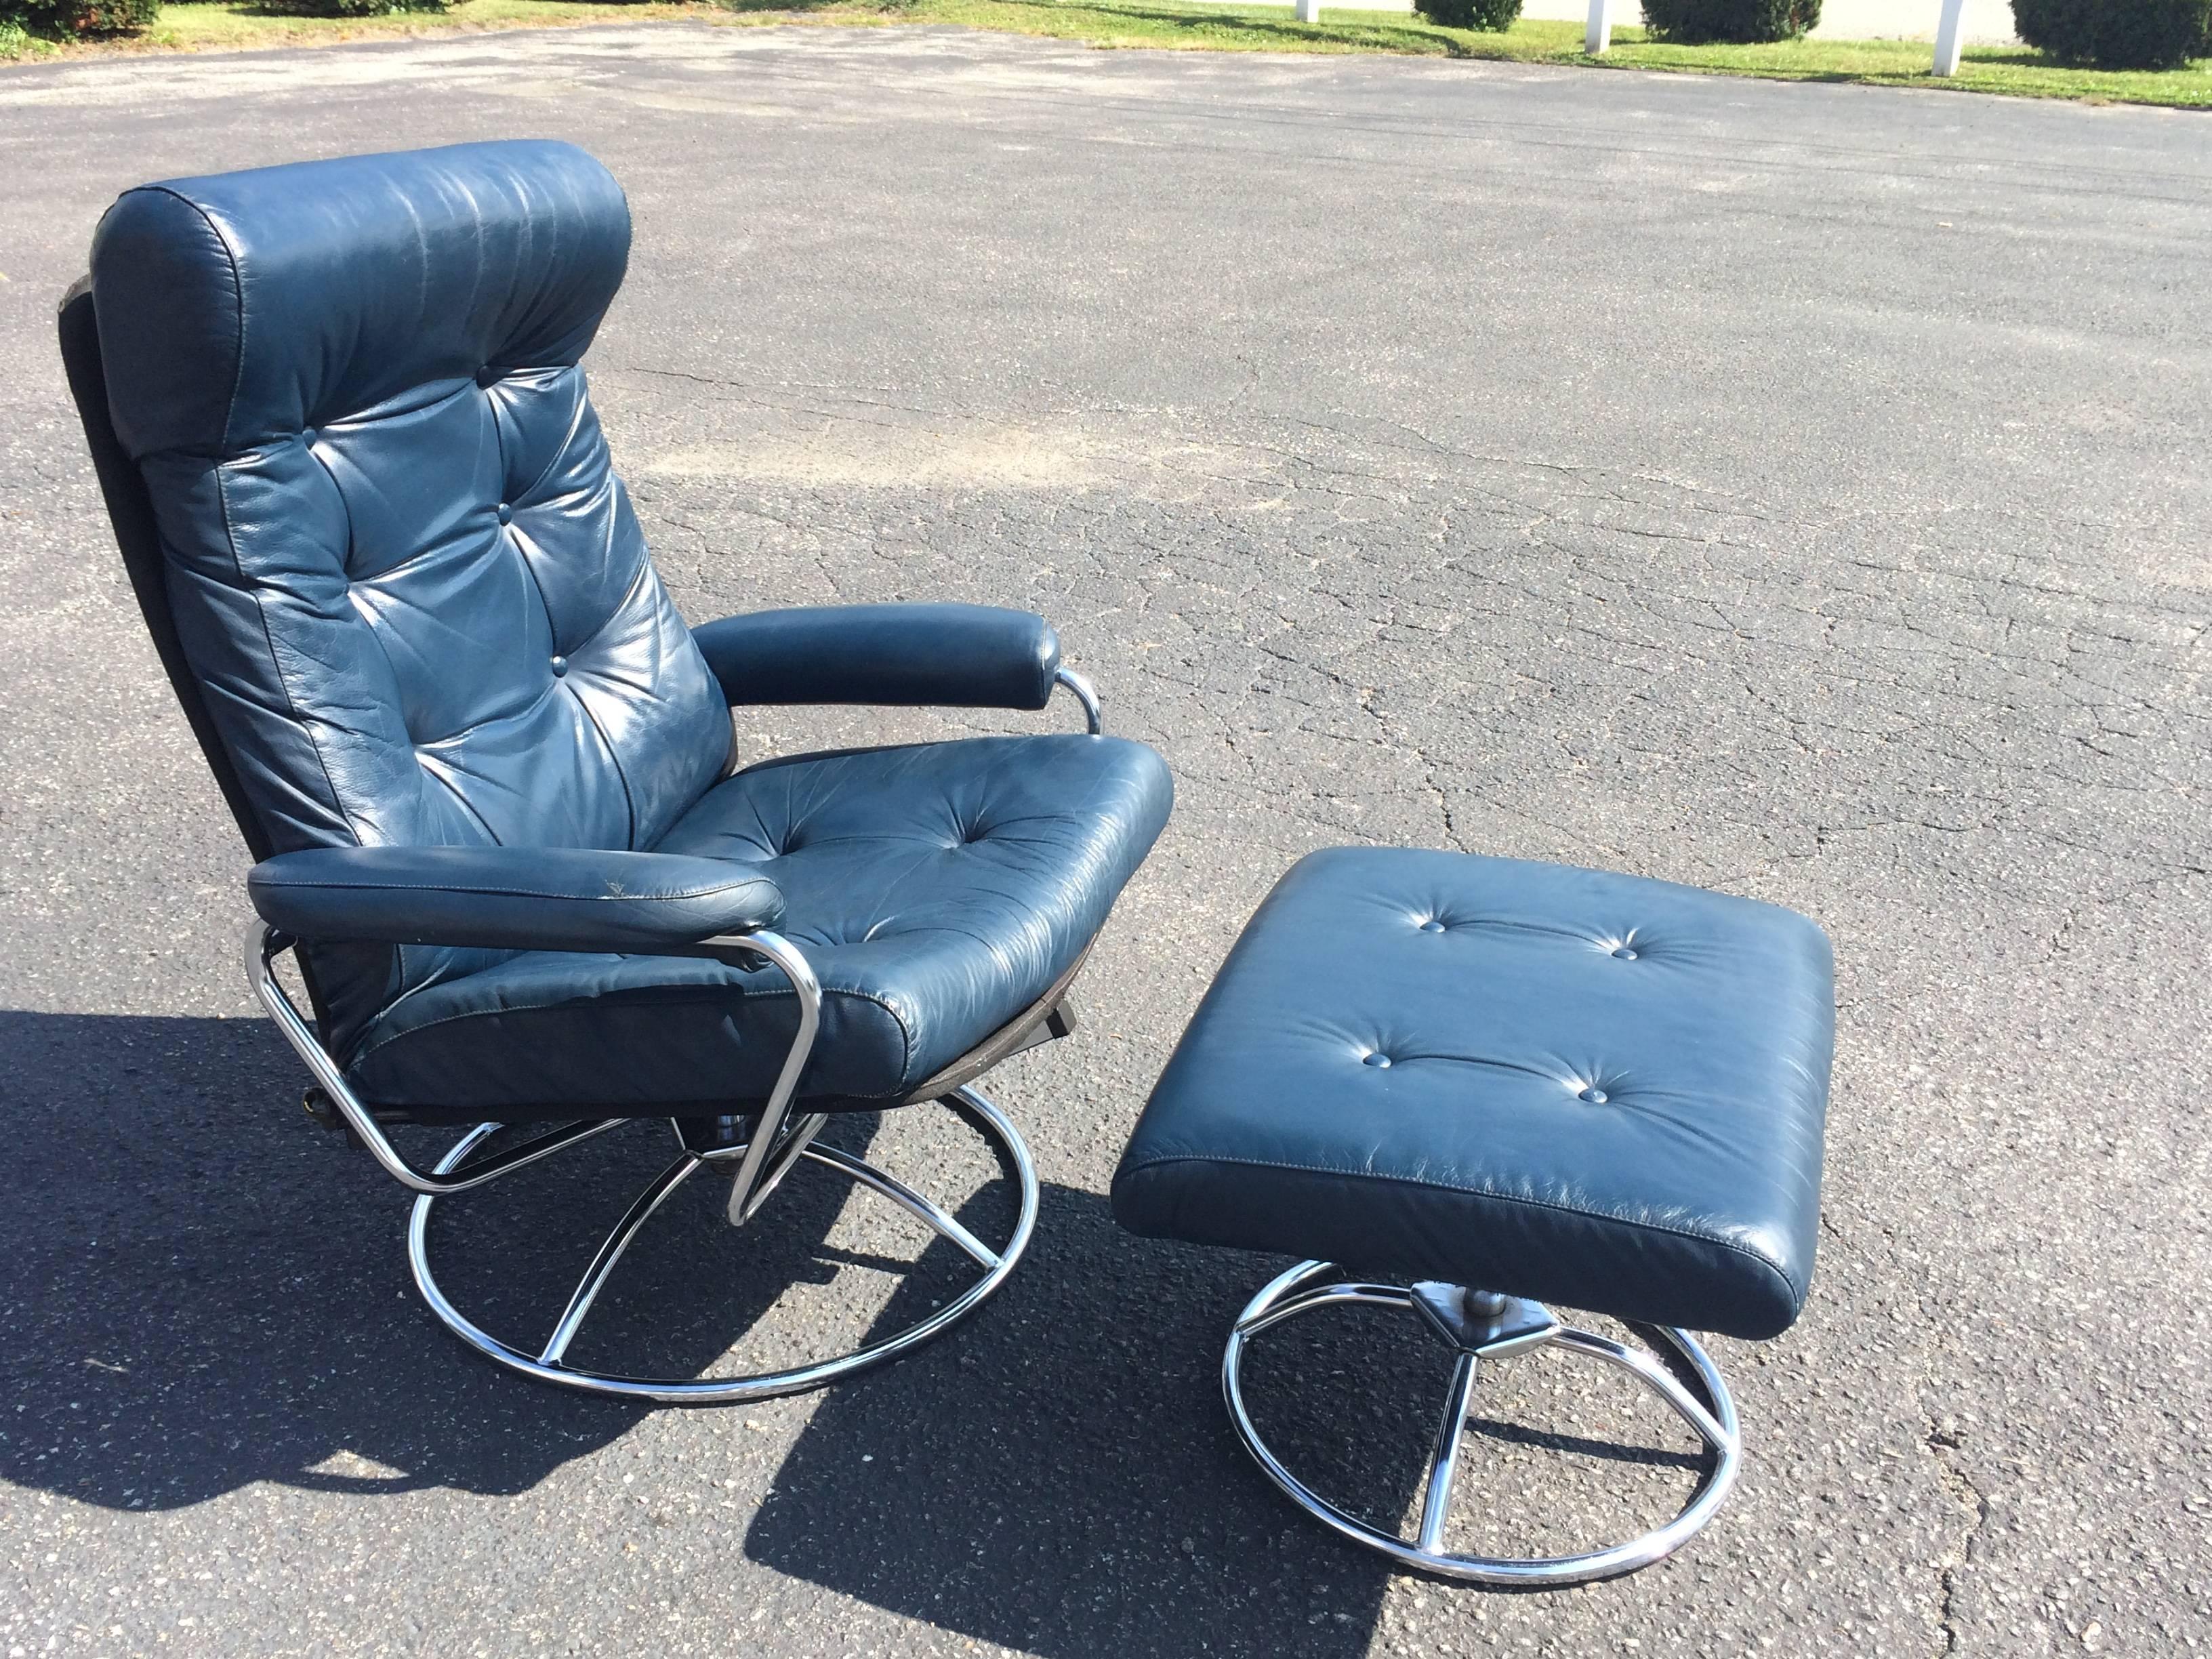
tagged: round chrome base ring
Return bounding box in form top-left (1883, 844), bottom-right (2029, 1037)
top-left (407, 1088), bottom-right (1038, 1404)
top-left (1223, 1259), bottom-right (1742, 1586)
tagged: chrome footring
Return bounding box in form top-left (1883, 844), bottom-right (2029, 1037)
top-left (406, 1085), bottom-right (1039, 1404)
top-left (1222, 1260), bottom-right (1742, 1586)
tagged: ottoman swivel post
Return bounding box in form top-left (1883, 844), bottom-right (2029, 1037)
top-left (1113, 847), bottom-right (1834, 1586)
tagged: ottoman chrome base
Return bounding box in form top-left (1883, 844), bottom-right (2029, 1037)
top-left (1224, 1259), bottom-right (1742, 1586)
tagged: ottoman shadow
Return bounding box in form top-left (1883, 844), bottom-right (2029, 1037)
top-left (748, 1186), bottom-right (1408, 1659)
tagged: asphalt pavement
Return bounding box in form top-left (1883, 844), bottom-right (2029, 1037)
top-left (1, 24), bottom-right (2207, 1659)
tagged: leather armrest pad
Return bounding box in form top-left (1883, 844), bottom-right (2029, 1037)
top-left (692, 603), bottom-right (1061, 711)
top-left (249, 845), bottom-right (785, 954)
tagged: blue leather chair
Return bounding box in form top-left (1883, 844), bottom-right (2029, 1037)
top-left (58, 140), bottom-right (1173, 1401)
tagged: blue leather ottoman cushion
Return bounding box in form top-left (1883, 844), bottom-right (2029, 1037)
top-left (1111, 848), bottom-right (1834, 1340)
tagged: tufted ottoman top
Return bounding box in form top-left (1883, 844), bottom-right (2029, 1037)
top-left (1111, 848), bottom-right (1834, 1340)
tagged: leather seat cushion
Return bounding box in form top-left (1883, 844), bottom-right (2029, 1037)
top-left (1111, 848), bottom-right (1833, 1340)
top-left (342, 734), bottom-right (1173, 1117)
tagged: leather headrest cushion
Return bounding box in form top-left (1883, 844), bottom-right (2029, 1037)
top-left (90, 139), bottom-right (629, 458)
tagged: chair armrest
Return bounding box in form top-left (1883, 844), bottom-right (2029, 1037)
top-left (692, 603), bottom-right (1061, 711)
top-left (248, 846), bottom-right (785, 954)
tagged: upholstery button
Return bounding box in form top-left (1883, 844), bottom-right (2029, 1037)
top-left (550, 655), bottom-right (569, 678)
top-left (497, 502), bottom-right (513, 525)
top-left (1363, 1052), bottom-right (1392, 1069)
top-left (1612, 946), bottom-right (1638, 960)
top-left (1578, 1086), bottom-right (1609, 1104)
top-left (302, 428), bottom-right (318, 447)
top-left (475, 365), bottom-right (502, 388)
top-left (1419, 920), bottom-right (1446, 935)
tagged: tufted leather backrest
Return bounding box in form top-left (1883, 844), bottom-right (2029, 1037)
top-left (79, 141), bottom-right (731, 1050)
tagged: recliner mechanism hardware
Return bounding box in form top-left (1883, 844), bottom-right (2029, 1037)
top-left (674, 1113), bottom-right (755, 1158)
top-left (302, 1085), bottom-right (342, 1132)
top-left (301, 1085), bottom-right (370, 1150)
top-left (302, 1085), bottom-right (415, 1145)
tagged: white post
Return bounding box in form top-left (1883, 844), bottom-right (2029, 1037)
top-left (1586, 0), bottom-right (1617, 53)
top-left (1932, 0), bottom-right (1967, 74)
top-left (1296, 0), bottom-right (1320, 20)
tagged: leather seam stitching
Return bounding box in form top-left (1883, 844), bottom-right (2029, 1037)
top-left (411, 673), bottom-right (560, 754)
top-left (410, 750), bottom-right (504, 843)
top-left (1116, 1152), bottom-right (1808, 1303)
top-left (511, 365), bottom-right (590, 506)
top-left (496, 389), bottom-right (644, 848)
top-left (560, 552), bottom-right (651, 847)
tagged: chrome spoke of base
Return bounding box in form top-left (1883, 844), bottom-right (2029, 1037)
top-left (1232, 1258), bottom-right (1416, 1339)
top-left (733, 1111), bottom-right (830, 1225)
top-left (803, 1141), bottom-right (1000, 1269)
top-left (539, 1152), bottom-right (707, 1366)
top-left (1547, 1325), bottom-right (1737, 1452)
top-left (406, 1089), bottom-right (1039, 1404)
top-left (1237, 1282), bottom-right (1416, 1340)
top-left (1415, 1351), bottom-right (1480, 1555)
top-left (1223, 1261), bottom-right (1744, 1586)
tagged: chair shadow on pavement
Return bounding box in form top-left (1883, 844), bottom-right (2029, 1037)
top-left (0, 1010), bottom-right (874, 1513)
top-left (748, 1183), bottom-right (1441, 1659)
top-left (7, 1008), bottom-right (1415, 1656)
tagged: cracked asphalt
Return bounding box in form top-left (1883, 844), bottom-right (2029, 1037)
top-left (3, 23), bottom-right (2209, 1659)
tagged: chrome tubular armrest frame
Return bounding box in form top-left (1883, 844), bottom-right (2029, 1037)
top-left (244, 920), bottom-right (823, 1221)
top-left (1053, 666), bottom-right (1103, 735)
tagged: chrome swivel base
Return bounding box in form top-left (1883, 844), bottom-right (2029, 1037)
top-left (1223, 1260), bottom-right (1742, 1586)
top-left (408, 1086), bottom-right (1038, 1404)
top-left (249, 922), bottom-right (1040, 1405)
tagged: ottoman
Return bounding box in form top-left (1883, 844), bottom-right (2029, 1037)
top-left (1111, 847), bottom-right (1834, 1584)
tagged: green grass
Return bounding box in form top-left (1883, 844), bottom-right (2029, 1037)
top-left (5, 0), bottom-right (743, 58)
top-left (896, 0), bottom-right (2212, 102)
top-left (8, 0), bottom-right (2211, 108)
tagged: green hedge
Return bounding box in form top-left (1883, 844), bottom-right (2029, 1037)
top-left (1640, 0), bottom-right (1820, 41)
top-left (261, 0), bottom-right (447, 12)
top-left (260, 0), bottom-right (449, 13)
top-left (4, 0), bottom-right (158, 37)
top-left (1412, 0), bottom-right (1521, 29)
top-left (2011, 0), bottom-right (2209, 68)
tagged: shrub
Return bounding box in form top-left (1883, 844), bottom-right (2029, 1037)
top-left (2011, 0), bottom-right (2208, 68)
top-left (1639, 0), bottom-right (1819, 42)
top-left (1412, 0), bottom-right (1521, 29)
top-left (260, 0), bottom-right (449, 14)
top-left (3, 0), bottom-right (158, 37)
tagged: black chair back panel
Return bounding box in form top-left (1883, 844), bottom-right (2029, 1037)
top-left (58, 279), bottom-right (274, 863)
